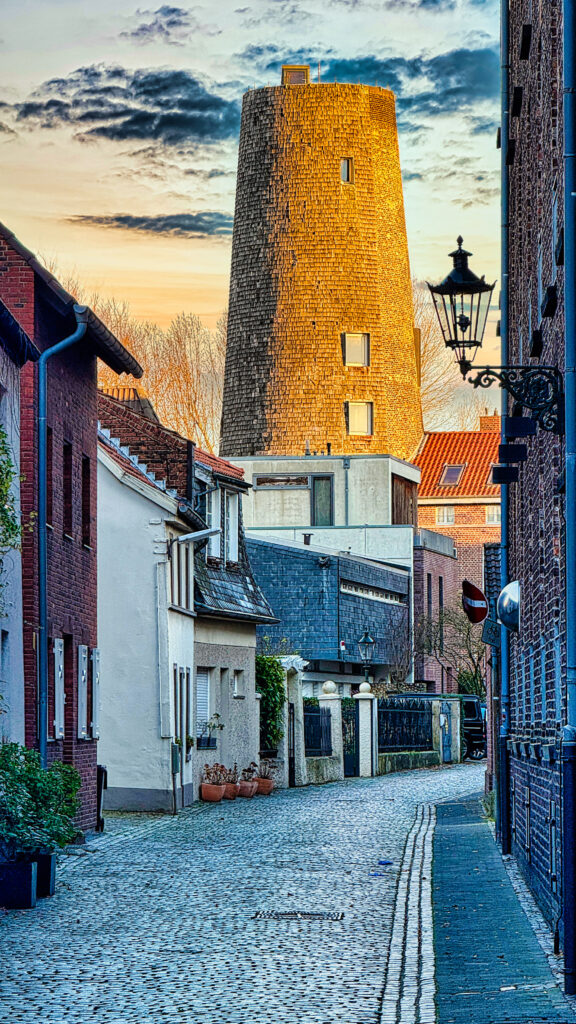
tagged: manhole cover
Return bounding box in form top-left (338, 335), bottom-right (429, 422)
top-left (252, 910), bottom-right (344, 921)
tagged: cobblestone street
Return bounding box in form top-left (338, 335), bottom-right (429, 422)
top-left (0, 765), bottom-right (485, 1024)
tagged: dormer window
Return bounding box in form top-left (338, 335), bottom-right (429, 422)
top-left (206, 487), bottom-right (221, 558)
top-left (439, 464), bottom-right (465, 486)
top-left (224, 491), bottom-right (239, 562)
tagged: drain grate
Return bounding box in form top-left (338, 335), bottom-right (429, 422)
top-left (252, 910), bottom-right (344, 921)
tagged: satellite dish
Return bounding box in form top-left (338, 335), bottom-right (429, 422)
top-left (497, 581), bottom-right (520, 633)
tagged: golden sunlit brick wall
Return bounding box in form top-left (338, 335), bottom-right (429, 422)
top-left (220, 81), bottom-right (423, 460)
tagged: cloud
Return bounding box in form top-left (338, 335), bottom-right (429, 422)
top-left (382, 0), bottom-right (456, 8)
top-left (121, 5), bottom-right (221, 45)
top-left (402, 170), bottom-right (424, 181)
top-left (0, 123), bottom-right (15, 137)
top-left (14, 64), bottom-right (240, 146)
top-left (238, 0), bottom-right (315, 27)
top-left (237, 43), bottom-right (499, 118)
top-left (68, 211), bottom-right (234, 237)
top-left (467, 114), bottom-right (499, 135)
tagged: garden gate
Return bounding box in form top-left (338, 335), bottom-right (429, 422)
top-left (342, 700), bottom-right (359, 777)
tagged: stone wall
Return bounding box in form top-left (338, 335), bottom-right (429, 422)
top-left (221, 81), bottom-right (423, 461)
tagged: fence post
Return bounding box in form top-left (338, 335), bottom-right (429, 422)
top-left (318, 680), bottom-right (344, 781)
top-left (354, 681), bottom-right (377, 778)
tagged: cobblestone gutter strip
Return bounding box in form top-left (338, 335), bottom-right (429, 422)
top-left (380, 803), bottom-right (436, 1024)
top-left (495, 828), bottom-right (576, 1014)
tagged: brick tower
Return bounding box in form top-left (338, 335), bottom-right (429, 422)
top-left (220, 65), bottom-right (423, 460)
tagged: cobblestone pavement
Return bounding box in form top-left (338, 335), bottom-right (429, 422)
top-left (0, 765), bottom-right (484, 1024)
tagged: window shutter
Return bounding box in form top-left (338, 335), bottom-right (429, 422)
top-left (91, 648), bottom-right (100, 739)
top-left (344, 402), bottom-right (350, 432)
top-left (196, 669), bottom-right (210, 735)
top-left (54, 639), bottom-right (65, 739)
top-left (77, 645), bottom-right (89, 739)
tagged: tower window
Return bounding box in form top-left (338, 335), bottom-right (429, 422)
top-left (281, 65), bottom-right (310, 85)
top-left (341, 158), bottom-right (354, 184)
top-left (342, 332), bottom-right (370, 366)
top-left (346, 401), bottom-right (373, 436)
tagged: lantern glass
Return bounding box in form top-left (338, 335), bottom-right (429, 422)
top-left (357, 628), bottom-right (375, 665)
top-left (427, 237), bottom-right (496, 375)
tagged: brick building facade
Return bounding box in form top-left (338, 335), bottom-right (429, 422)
top-left (503, 0), bottom-right (567, 933)
top-left (0, 223), bottom-right (140, 830)
top-left (414, 415), bottom-right (501, 589)
top-left (413, 533), bottom-right (459, 693)
top-left (220, 66), bottom-right (423, 462)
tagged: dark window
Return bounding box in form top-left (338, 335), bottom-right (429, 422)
top-left (81, 455), bottom-right (91, 547)
top-left (439, 464), bottom-right (465, 486)
top-left (439, 577), bottom-right (444, 652)
top-left (426, 573), bottom-right (432, 619)
top-left (63, 633), bottom-right (73, 737)
top-left (311, 476), bottom-right (333, 526)
top-left (46, 428), bottom-right (53, 526)
top-left (254, 475), bottom-right (309, 488)
top-left (341, 158), bottom-right (354, 183)
top-left (63, 443), bottom-right (73, 537)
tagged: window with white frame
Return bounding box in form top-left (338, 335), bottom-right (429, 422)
top-left (196, 668), bottom-right (210, 737)
top-left (346, 401), bottom-right (373, 436)
top-left (486, 505), bottom-right (501, 524)
top-left (233, 669), bottom-right (245, 697)
top-left (169, 533), bottom-right (194, 610)
top-left (224, 491), bottom-right (239, 562)
top-left (342, 332), bottom-right (370, 366)
top-left (206, 487), bottom-right (221, 558)
top-left (436, 505), bottom-right (455, 525)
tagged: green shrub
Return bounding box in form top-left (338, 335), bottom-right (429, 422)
top-left (0, 743), bottom-right (81, 861)
top-left (255, 655), bottom-right (286, 750)
top-left (303, 697), bottom-right (319, 708)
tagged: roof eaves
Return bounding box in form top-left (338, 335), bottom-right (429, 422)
top-left (0, 298), bottom-right (39, 366)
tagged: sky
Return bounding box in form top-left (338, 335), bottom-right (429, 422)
top-left (1, 0), bottom-right (501, 360)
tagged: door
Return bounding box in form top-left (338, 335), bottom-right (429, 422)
top-left (288, 702), bottom-right (296, 787)
top-left (342, 700), bottom-right (359, 777)
top-left (441, 700), bottom-right (452, 763)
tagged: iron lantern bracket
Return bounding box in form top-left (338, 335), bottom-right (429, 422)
top-left (467, 365), bottom-right (564, 434)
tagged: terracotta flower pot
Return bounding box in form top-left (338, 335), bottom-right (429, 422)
top-left (237, 780), bottom-right (257, 798)
top-left (200, 783), bottom-right (225, 802)
top-left (223, 782), bottom-right (239, 800)
top-left (255, 778), bottom-right (275, 796)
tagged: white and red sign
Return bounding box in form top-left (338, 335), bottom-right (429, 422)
top-left (461, 579), bottom-right (489, 624)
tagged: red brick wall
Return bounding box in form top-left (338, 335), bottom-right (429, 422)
top-left (418, 505), bottom-right (500, 588)
top-left (413, 544), bottom-right (460, 692)
top-left (1, 247), bottom-right (99, 830)
top-left (98, 392), bottom-right (188, 493)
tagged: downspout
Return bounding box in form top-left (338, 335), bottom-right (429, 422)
top-left (562, 0), bottom-right (576, 994)
top-left (498, 0), bottom-right (512, 856)
top-left (38, 306), bottom-right (89, 768)
top-left (343, 457), bottom-right (350, 526)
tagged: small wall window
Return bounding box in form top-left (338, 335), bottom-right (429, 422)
top-left (46, 427), bottom-right (53, 526)
top-left (63, 442), bottom-right (73, 537)
top-left (436, 506), bottom-right (455, 525)
top-left (254, 475), bottom-right (309, 489)
top-left (169, 534), bottom-right (194, 611)
top-left (346, 401), bottom-right (373, 436)
top-left (486, 505), bottom-right (502, 524)
top-left (341, 158), bottom-right (354, 183)
top-left (224, 491), bottom-right (239, 562)
top-left (196, 668), bottom-right (211, 737)
top-left (233, 669), bottom-right (244, 697)
top-left (81, 455), bottom-right (91, 547)
top-left (426, 573), bottom-right (432, 619)
top-left (439, 464), bottom-right (465, 487)
top-left (342, 332), bottom-right (370, 366)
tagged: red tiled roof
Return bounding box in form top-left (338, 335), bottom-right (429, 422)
top-left (194, 447), bottom-right (244, 480)
top-left (414, 426), bottom-right (501, 499)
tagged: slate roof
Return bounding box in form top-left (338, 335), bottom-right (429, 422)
top-left (414, 425), bottom-right (501, 499)
top-left (194, 551), bottom-right (277, 623)
top-left (483, 543), bottom-right (502, 605)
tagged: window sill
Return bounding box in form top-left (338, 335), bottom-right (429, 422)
top-left (46, 523), bottom-right (53, 531)
top-left (63, 533), bottom-right (73, 542)
top-left (168, 604), bottom-right (197, 619)
top-left (82, 543), bottom-right (93, 552)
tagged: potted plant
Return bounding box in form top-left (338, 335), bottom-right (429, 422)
top-left (200, 763), bottom-right (226, 802)
top-left (197, 713), bottom-right (225, 750)
top-left (0, 743), bottom-right (80, 907)
top-left (254, 759), bottom-right (277, 796)
top-left (223, 763), bottom-right (240, 800)
top-left (237, 762), bottom-right (259, 798)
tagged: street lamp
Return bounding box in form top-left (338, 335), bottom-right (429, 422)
top-left (427, 236), bottom-right (496, 377)
top-left (357, 628), bottom-right (375, 683)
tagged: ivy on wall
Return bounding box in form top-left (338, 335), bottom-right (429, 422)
top-left (255, 654), bottom-right (286, 751)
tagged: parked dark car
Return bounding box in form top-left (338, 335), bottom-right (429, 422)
top-left (461, 695), bottom-right (487, 760)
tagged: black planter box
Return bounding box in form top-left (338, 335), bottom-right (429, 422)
top-left (35, 853), bottom-right (56, 898)
top-left (197, 736), bottom-right (216, 749)
top-left (0, 861), bottom-right (37, 909)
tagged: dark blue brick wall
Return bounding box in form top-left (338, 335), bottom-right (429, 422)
top-left (247, 539), bottom-right (409, 667)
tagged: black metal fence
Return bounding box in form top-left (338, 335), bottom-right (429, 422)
top-left (377, 697), bottom-right (433, 753)
top-left (304, 707), bottom-right (333, 757)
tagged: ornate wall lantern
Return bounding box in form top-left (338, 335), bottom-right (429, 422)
top-left (427, 237), bottom-right (496, 377)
